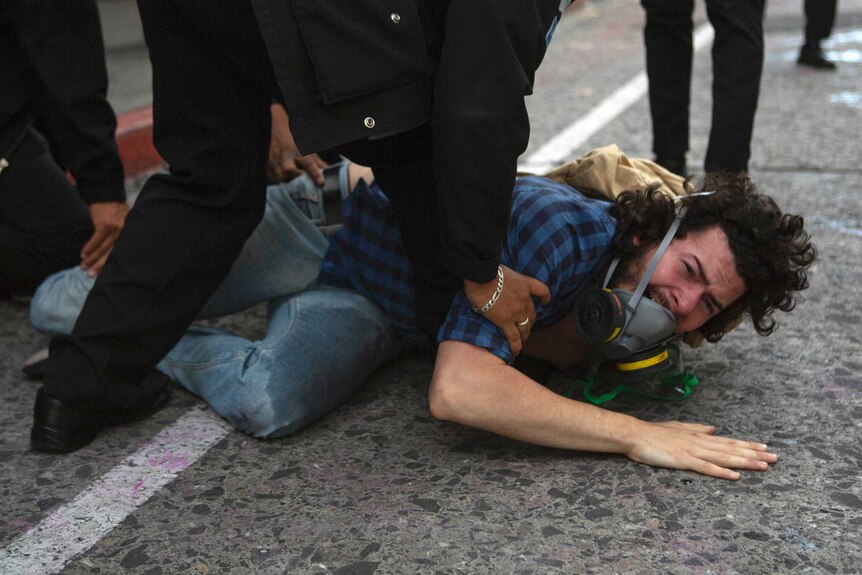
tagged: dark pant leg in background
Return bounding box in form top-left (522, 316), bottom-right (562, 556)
top-left (641, 0), bottom-right (696, 168)
top-left (43, 0), bottom-right (280, 410)
top-left (704, 0), bottom-right (764, 173)
top-left (804, 0), bottom-right (838, 47)
top-left (0, 128), bottom-right (93, 297)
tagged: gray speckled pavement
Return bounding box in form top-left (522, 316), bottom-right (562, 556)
top-left (1, 1), bottom-right (861, 573)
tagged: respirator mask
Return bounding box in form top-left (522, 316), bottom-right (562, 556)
top-left (569, 194), bottom-right (711, 387)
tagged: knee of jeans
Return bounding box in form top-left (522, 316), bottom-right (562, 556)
top-left (266, 408), bottom-right (314, 439)
top-left (226, 382), bottom-right (317, 439)
top-left (29, 268), bottom-right (91, 335)
top-left (231, 399), bottom-right (313, 439)
top-left (29, 292), bottom-right (50, 333)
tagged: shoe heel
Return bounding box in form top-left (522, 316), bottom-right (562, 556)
top-left (30, 423), bottom-right (97, 453)
top-left (30, 388), bottom-right (98, 453)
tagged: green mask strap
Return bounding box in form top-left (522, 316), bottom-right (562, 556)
top-left (564, 370), bottom-right (699, 405)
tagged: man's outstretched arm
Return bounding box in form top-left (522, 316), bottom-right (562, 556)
top-left (429, 340), bottom-right (778, 480)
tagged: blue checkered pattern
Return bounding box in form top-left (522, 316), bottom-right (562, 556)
top-left (318, 176), bottom-right (618, 362)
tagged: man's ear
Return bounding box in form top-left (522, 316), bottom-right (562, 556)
top-left (631, 234), bottom-right (641, 247)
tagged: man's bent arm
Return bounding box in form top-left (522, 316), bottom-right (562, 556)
top-left (429, 341), bottom-right (778, 480)
top-left (431, 0), bottom-right (561, 346)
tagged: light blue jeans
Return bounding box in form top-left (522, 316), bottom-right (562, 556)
top-left (31, 170), bottom-right (402, 438)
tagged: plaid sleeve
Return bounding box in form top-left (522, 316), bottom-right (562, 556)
top-left (438, 176), bottom-right (617, 364)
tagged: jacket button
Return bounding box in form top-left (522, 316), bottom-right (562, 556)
top-left (390, 13), bottom-right (401, 24)
top-left (364, 117), bottom-right (376, 129)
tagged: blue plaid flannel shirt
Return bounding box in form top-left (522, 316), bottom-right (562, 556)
top-left (318, 175), bottom-right (618, 363)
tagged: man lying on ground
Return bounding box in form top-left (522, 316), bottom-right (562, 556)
top-left (29, 151), bottom-right (815, 479)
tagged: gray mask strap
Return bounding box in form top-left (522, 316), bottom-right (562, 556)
top-left (636, 191), bottom-right (715, 300)
top-left (601, 207), bottom-right (686, 297)
top-left (627, 207), bottom-right (687, 311)
top-left (602, 256), bottom-right (622, 289)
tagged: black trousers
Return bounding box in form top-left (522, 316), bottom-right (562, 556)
top-left (44, 0), bottom-right (459, 409)
top-left (641, 0), bottom-right (765, 173)
top-left (0, 128), bottom-right (93, 297)
top-left (804, 0), bottom-right (837, 46)
top-left (0, 0), bottom-right (125, 206)
top-left (44, 0), bottom-right (280, 408)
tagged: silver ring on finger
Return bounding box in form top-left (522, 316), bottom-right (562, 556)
top-left (516, 317), bottom-right (530, 327)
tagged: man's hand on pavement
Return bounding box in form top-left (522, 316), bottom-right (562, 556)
top-left (464, 265), bottom-right (551, 355)
top-left (625, 420), bottom-right (779, 480)
top-left (81, 201), bottom-right (129, 276)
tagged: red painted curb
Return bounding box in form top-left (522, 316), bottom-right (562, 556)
top-left (116, 106), bottom-right (163, 178)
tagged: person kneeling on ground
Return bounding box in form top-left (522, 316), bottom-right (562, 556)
top-left (29, 152), bottom-right (815, 479)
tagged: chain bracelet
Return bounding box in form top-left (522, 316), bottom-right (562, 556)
top-left (473, 266), bottom-right (504, 314)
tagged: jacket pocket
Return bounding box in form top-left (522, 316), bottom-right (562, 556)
top-left (292, 0), bottom-right (428, 105)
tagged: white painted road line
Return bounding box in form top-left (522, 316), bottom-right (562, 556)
top-left (518, 22), bottom-right (715, 174)
top-left (1, 409), bottom-right (230, 575)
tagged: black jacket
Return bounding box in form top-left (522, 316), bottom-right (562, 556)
top-left (252, 0), bottom-right (568, 282)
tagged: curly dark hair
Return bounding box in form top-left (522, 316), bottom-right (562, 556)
top-left (609, 173), bottom-right (816, 342)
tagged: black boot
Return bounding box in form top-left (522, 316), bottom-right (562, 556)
top-left (797, 44), bottom-right (837, 70)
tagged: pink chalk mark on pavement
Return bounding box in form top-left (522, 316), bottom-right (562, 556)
top-left (130, 477), bottom-right (148, 498)
top-left (148, 450), bottom-right (191, 470)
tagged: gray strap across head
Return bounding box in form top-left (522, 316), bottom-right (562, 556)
top-left (603, 210), bottom-right (685, 313)
top-left (602, 190), bottom-right (715, 313)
